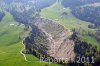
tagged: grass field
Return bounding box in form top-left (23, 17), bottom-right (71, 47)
top-left (40, 2), bottom-right (100, 50)
top-left (0, 12), bottom-right (60, 66)
top-left (40, 2), bottom-right (92, 30)
top-left (0, 1), bottom-right (100, 66)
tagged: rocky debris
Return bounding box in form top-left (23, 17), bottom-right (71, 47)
top-left (24, 17), bottom-right (75, 62)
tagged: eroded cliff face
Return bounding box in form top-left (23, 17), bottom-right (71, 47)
top-left (24, 17), bottom-right (75, 61)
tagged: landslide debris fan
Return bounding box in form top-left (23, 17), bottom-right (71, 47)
top-left (0, 0), bottom-right (75, 62)
top-left (24, 18), bottom-right (75, 62)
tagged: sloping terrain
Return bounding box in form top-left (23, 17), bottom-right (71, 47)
top-left (0, 0), bottom-right (76, 62)
top-left (24, 17), bottom-right (75, 61)
top-left (41, 1), bottom-right (100, 50)
top-left (0, 0), bottom-right (100, 66)
top-left (0, 11), bottom-right (60, 66)
top-left (0, 0), bottom-right (62, 66)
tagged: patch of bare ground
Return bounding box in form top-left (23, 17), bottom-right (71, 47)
top-left (31, 17), bottom-right (75, 61)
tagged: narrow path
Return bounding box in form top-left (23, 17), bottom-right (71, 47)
top-left (20, 40), bottom-right (39, 62)
top-left (20, 40), bottom-right (28, 62)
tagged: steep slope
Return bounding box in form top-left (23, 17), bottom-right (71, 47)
top-left (0, 11), bottom-right (60, 66)
top-left (0, 0), bottom-right (75, 63)
top-left (0, 0), bottom-right (75, 61)
top-left (24, 17), bottom-right (75, 61)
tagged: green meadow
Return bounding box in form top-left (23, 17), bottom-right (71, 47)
top-left (0, 1), bottom-right (100, 66)
top-left (0, 12), bottom-right (60, 66)
top-left (40, 2), bottom-right (100, 50)
top-left (41, 2), bottom-right (92, 30)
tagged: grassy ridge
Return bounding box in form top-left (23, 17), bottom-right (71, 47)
top-left (0, 12), bottom-right (60, 66)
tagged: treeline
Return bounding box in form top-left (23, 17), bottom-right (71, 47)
top-left (69, 29), bottom-right (100, 66)
top-left (88, 30), bottom-right (100, 43)
top-left (8, 8), bottom-right (35, 25)
top-left (23, 25), bottom-right (49, 56)
top-left (0, 12), bottom-right (5, 22)
top-left (72, 6), bottom-right (100, 26)
top-left (62, 0), bottom-right (100, 7)
top-left (72, 27), bottom-right (100, 45)
top-left (2, 0), bottom-right (56, 24)
top-left (34, 0), bottom-right (56, 11)
top-left (3, 0), bottom-right (56, 11)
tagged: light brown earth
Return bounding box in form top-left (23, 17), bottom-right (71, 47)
top-left (31, 17), bottom-right (75, 61)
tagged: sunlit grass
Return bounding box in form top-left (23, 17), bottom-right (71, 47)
top-left (40, 2), bottom-right (100, 50)
top-left (0, 12), bottom-right (60, 66)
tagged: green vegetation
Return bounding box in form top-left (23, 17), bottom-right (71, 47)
top-left (0, 12), bottom-right (60, 66)
top-left (0, 0), bottom-right (100, 65)
top-left (79, 35), bottom-right (100, 50)
top-left (40, 2), bottom-right (100, 50)
top-left (41, 1), bottom-right (92, 30)
top-left (25, 54), bottom-right (39, 61)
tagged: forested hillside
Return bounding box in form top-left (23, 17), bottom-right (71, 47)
top-left (62, 0), bottom-right (100, 7)
top-left (1, 0), bottom-right (56, 11)
top-left (72, 6), bottom-right (100, 26)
